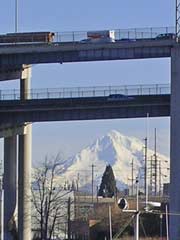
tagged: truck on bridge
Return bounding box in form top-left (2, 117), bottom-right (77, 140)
top-left (0, 31), bottom-right (55, 44)
top-left (81, 30), bottom-right (115, 43)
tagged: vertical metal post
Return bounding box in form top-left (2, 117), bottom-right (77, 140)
top-left (160, 214), bottom-right (163, 240)
top-left (166, 205), bottom-right (169, 240)
top-left (135, 178), bottom-right (139, 240)
top-left (67, 197), bottom-right (71, 240)
top-left (109, 205), bottom-right (112, 240)
top-left (154, 128), bottom-right (157, 195)
top-left (15, 0), bottom-right (18, 33)
top-left (159, 161), bottom-right (161, 196)
top-left (145, 113), bottom-right (149, 209)
top-left (144, 138), bottom-right (147, 197)
top-left (131, 159), bottom-right (134, 196)
top-left (91, 164), bottom-right (95, 204)
top-left (150, 156), bottom-right (153, 195)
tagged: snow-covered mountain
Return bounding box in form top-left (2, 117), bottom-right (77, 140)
top-left (58, 130), bottom-right (169, 192)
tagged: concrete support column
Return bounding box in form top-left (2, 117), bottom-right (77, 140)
top-left (18, 66), bottom-right (32, 240)
top-left (4, 136), bottom-right (17, 240)
top-left (170, 46), bottom-right (180, 239)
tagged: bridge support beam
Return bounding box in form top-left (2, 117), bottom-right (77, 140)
top-left (170, 46), bottom-right (180, 239)
top-left (4, 136), bottom-right (17, 240)
top-left (18, 66), bottom-right (32, 240)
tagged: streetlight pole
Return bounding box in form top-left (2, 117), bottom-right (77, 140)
top-left (135, 178), bottom-right (139, 240)
top-left (15, 0), bottom-right (18, 33)
top-left (117, 177), bottom-right (140, 240)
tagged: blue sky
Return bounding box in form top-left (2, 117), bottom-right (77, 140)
top-left (0, 0), bottom-right (173, 162)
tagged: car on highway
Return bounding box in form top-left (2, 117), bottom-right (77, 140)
top-left (107, 94), bottom-right (134, 101)
top-left (155, 33), bottom-right (176, 40)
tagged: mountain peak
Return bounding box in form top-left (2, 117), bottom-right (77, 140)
top-left (60, 130), bottom-right (169, 191)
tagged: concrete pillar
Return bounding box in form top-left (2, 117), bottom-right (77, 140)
top-left (170, 46), bottom-right (180, 239)
top-left (18, 66), bottom-right (32, 240)
top-left (4, 136), bottom-right (17, 240)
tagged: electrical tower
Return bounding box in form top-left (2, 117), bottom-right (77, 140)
top-left (176, 0), bottom-right (180, 37)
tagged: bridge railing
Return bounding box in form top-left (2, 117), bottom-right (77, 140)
top-left (0, 84), bottom-right (170, 100)
top-left (0, 27), bottom-right (175, 45)
top-left (54, 27), bottom-right (175, 43)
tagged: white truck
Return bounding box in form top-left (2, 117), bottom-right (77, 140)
top-left (81, 30), bottom-right (115, 43)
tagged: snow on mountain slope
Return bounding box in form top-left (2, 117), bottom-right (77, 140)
top-left (59, 130), bottom-right (169, 191)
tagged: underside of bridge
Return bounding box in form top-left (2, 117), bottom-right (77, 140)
top-left (0, 65), bottom-right (32, 240)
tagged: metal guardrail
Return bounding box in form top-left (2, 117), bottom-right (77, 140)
top-left (0, 84), bottom-right (170, 100)
top-left (54, 27), bottom-right (175, 43)
top-left (0, 27), bottom-right (175, 45)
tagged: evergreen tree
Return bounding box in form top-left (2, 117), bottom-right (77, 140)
top-left (98, 165), bottom-right (116, 198)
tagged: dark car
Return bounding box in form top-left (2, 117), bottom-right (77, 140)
top-left (155, 33), bottom-right (176, 40)
top-left (107, 94), bottom-right (134, 101)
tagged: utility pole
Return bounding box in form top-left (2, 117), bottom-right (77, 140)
top-left (96, 186), bottom-right (99, 203)
top-left (150, 155), bottom-right (153, 195)
top-left (76, 173), bottom-right (80, 219)
top-left (91, 164), bottom-right (95, 204)
top-left (67, 197), bottom-right (71, 240)
top-left (144, 137), bottom-right (147, 197)
top-left (131, 159), bottom-right (134, 196)
top-left (159, 160), bottom-right (162, 196)
top-left (145, 113), bottom-right (149, 208)
top-left (135, 177), bottom-right (139, 240)
top-left (76, 173), bottom-right (79, 192)
top-left (128, 159), bottom-right (135, 196)
top-left (154, 128), bottom-right (158, 196)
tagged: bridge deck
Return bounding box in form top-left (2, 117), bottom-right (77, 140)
top-left (0, 94), bottom-right (170, 125)
top-left (0, 39), bottom-right (175, 68)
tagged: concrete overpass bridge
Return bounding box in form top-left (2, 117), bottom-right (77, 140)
top-left (0, 27), bottom-right (175, 77)
top-left (0, 26), bottom-right (179, 240)
top-left (0, 84), bottom-right (170, 125)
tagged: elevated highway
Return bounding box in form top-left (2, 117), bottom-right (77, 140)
top-left (0, 84), bottom-right (170, 125)
top-left (0, 39), bottom-right (174, 67)
top-left (0, 27), bottom-right (176, 70)
top-left (0, 94), bottom-right (170, 125)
